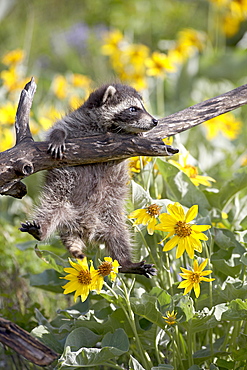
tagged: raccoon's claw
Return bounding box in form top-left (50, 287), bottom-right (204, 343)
top-left (47, 142), bottom-right (66, 159)
top-left (19, 221), bottom-right (42, 241)
top-left (120, 260), bottom-right (157, 278)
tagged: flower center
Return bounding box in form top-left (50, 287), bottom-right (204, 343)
top-left (184, 165), bottom-right (198, 178)
top-left (98, 261), bottom-right (112, 277)
top-left (174, 220), bottom-right (192, 237)
top-left (147, 204), bottom-right (161, 217)
top-left (77, 270), bottom-right (92, 285)
top-left (190, 272), bottom-right (200, 284)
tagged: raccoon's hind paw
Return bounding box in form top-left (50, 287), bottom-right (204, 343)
top-left (120, 260), bottom-right (157, 278)
top-left (19, 221), bottom-right (42, 241)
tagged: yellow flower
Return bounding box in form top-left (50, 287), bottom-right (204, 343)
top-left (0, 127), bottom-right (14, 151)
top-left (38, 106), bottom-right (64, 130)
top-left (91, 257), bottom-right (120, 293)
top-left (2, 49), bottom-right (24, 66)
top-left (163, 310), bottom-right (177, 325)
top-left (128, 156), bottom-right (152, 173)
top-left (155, 202), bottom-right (211, 259)
top-left (0, 102), bottom-right (16, 125)
top-left (71, 73), bottom-right (92, 89)
top-left (101, 30), bottom-right (124, 56)
top-left (204, 113), bottom-right (242, 140)
top-left (177, 28), bottom-right (206, 52)
top-left (178, 259), bottom-right (215, 298)
top-left (52, 75), bottom-right (69, 100)
top-left (145, 51), bottom-right (176, 77)
top-left (129, 204), bottom-right (162, 235)
top-left (163, 137), bottom-right (173, 146)
top-left (61, 257), bottom-right (94, 302)
top-left (169, 153), bottom-right (216, 187)
top-left (0, 67), bottom-right (29, 92)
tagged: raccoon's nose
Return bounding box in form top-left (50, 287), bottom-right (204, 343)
top-left (152, 118), bottom-right (158, 126)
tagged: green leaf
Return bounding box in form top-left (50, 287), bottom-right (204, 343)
top-left (130, 292), bottom-right (164, 328)
top-left (211, 249), bottom-right (242, 278)
top-left (129, 355), bottom-right (146, 370)
top-left (59, 328), bottom-right (129, 368)
top-left (217, 166), bottom-right (247, 208)
top-left (214, 280), bottom-right (247, 303)
top-left (29, 269), bottom-right (64, 293)
top-left (240, 252), bottom-right (247, 266)
top-left (193, 337), bottom-right (226, 362)
top-left (102, 328), bottom-right (129, 352)
top-left (213, 228), bottom-right (245, 253)
top-left (32, 324), bottom-right (64, 353)
top-left (186, 314), bottom-right (218, 334)
top-left (65, 328), bottom-right (101, 350)
top-left (221, 299), bottom-right (247, 321)
top-left (216, 359), bottom-right (235, 369)
top-left (151, 365), bottom-right (174, 370)
top-left (34, 246), bottom-right (68, 273)
top-left (130, 180), bottom-right (151, 209)
top-left (178, 296), bottom-right (195, 321)
top-left (149, 287), bottom-right (171, 307)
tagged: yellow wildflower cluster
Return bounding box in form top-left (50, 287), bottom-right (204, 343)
top-left (61, 257), bottom-right (119, 302)
top-left (102, 29), bottom-right (206, 90)
top-left (0, 49), bottom-right (30, 151)
top-left (52, 73), bottom-right (92, 109)
top-left (209, 0), bottom-right (247, 36)
top-left (1, 49), bottom-right (29, 94)
top-left (204, 112), bottom-right (242, 140)
top-left (129, 201), bottom-right (214, 298)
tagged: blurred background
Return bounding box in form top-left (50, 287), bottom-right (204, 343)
top-left (0, 0), bottom-right (247, 365)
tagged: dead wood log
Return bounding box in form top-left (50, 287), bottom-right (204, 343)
top-left (0, 317), bottom-right (58, 366)
top-left (0, 78), bottom-right (247, 199)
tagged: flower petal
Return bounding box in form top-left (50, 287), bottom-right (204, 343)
top-left (176, 239), bottom-right (186, 259)
top-left (185, 204), bottom-right (198, 223)
top-left (163, 235), bottom-right (180, 252)
top-left (147, 217), bottom-right (157, 235)
top-left (193, 283), bottom-right (200, 298)
top-left (168, 202), bottom-right (185, 220)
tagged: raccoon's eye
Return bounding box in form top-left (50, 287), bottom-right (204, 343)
top-left (129, 107), bottom-right (138, 113)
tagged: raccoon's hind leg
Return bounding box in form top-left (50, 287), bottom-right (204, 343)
top-left (60, 231), bottom-right (86, 259)
top-left (99, 221), bottom-right (157, 278)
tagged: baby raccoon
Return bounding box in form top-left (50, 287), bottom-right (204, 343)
top-left (20, 83), bottom-right (158, 277)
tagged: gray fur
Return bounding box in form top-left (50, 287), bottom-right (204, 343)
top-left (20, 83), bottom-right (158, 277)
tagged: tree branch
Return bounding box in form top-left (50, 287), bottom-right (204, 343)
top-left (1, 78), bottom-right (247, 198)
top-left (145, 83), bottom-right (247, 138)
top-left (0, 317), bottom-right (58, 366)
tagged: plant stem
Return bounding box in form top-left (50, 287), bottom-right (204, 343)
top-left (174, 326), bottom-right (185, 370)
top-left (119, 277), bottom-right (153, 370)
top-left (165, 252), bottom-right (174, 295)
top-left (187, 324), bottom-right (194, 367)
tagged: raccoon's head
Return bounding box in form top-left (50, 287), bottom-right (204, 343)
top-left (83, 83), bottom-right (158, 134)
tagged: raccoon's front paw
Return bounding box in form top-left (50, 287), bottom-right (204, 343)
top-left (120, 260), bottom-right (157, 278)
top-left (47, 141), bottom-right (66, 159)
top-left (19, 221), bottom-right (42, 241)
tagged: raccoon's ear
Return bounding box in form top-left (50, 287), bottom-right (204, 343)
top-left (102, 85), bottom-right (117, 104)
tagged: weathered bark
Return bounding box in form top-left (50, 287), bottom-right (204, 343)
top-left (146, 83), bottom-right (247, 138)
top-left (1, 78), bottom-right (247, 198)
top-left (0, 317), bottom-right (58, 366)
